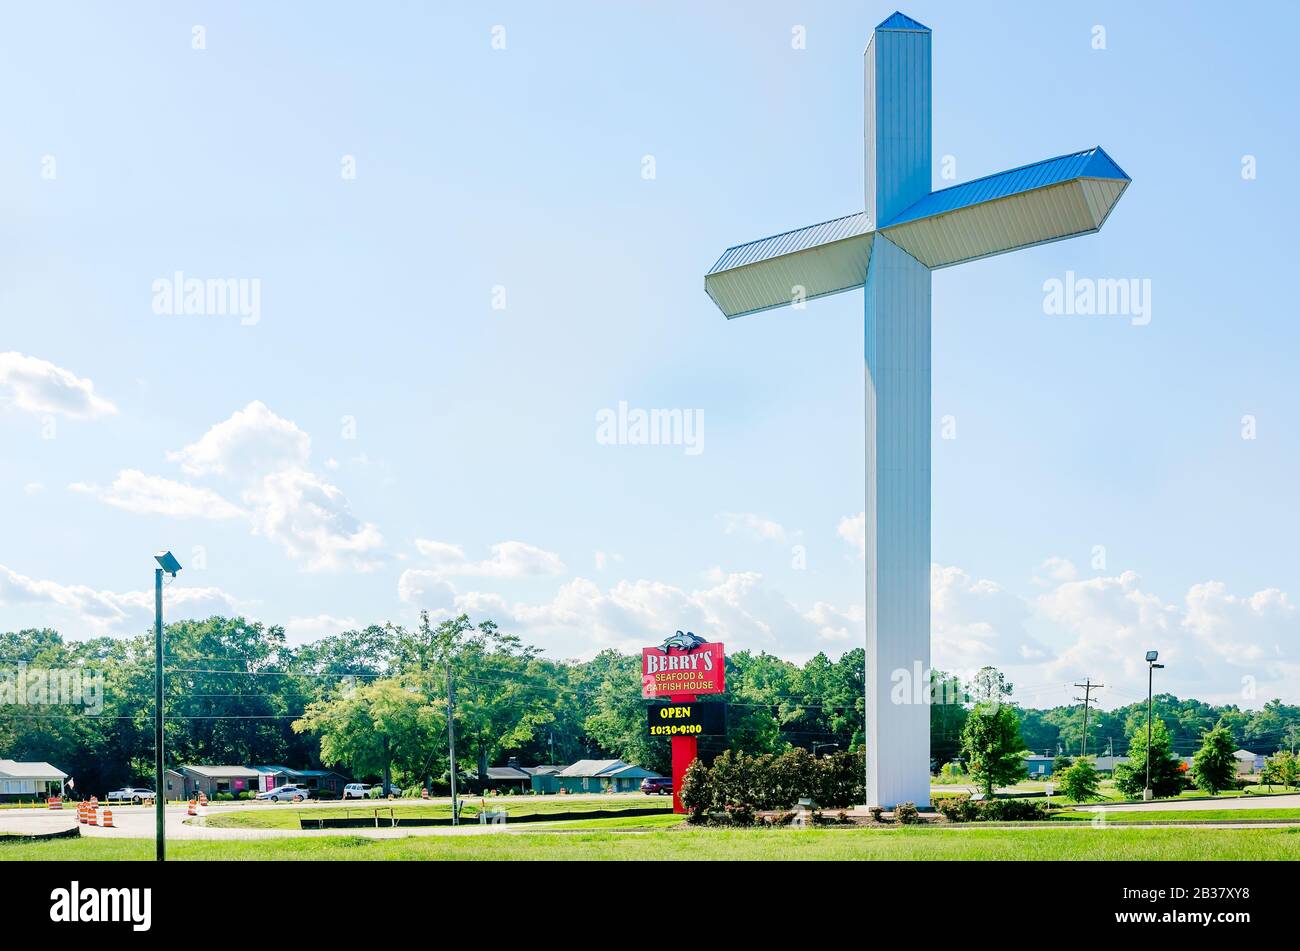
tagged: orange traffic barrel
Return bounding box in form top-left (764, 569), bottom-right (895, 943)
top-left (78, 802), bottom-right (88, 824)
top-left (102, 808), bottom-right (115, 828)
top-left (187, 799), bottom-right (197, 816)
top-left (87, 806), bottom-right (98, 826)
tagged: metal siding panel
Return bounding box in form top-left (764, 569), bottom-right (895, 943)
top-left (705, 232), bottom-right (874, 318)
top-left (864, 235), bottom-right (931, 808)
top-left (707, 212), bottom-right (870, 274)
top-left (869, 27), bottom-right (930, 226)
top-left (883, 148), bottom-right (1127, 228)
top-left (880, 179), bottom-right (1102, 268)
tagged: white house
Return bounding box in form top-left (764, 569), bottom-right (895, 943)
top-left (1234, 749), bottom-right (1265, 776)
top-left (0, 758), bottom-right (68, 801)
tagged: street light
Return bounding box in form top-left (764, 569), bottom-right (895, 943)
top-left (153, 551), bottom-right (181, 861)
top-left (1144, 649), bottom-right (1164, 801)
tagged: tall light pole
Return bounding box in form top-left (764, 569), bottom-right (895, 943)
top-left (1144, 650), bottom-right (1164, 801)
top-left (153, 551), bottom-right (181, 861)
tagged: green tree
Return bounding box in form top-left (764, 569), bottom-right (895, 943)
top-left (1060, 757), bottom-right (1101, 802)
top-left (1113, 718), bottom-right (1185, 799)
top-left (1261, 750), bottom-right (1298, 790)
top-left (1190, 720), bottom-right (1238, 795)
top-left (1052, 754), bottom-right (1074, 775)
top-left (293, 678), bottom-right (441, 792)
top-left (959, 668), bottom-right (1028, 797)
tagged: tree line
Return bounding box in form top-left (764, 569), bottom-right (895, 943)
top-left (2, 614), bottom-right (1297, 795)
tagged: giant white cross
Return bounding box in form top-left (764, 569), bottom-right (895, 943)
top-left (703, 11), bottom-right (1130, 807)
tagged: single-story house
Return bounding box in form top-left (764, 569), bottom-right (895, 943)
top-left (163, 768), bottom-right (186, 801)
top-left (1024, 755), bottom-right (1055, 777)
top-left (1234, 749), bottom-right (1265, 776)
top-left (0, 759), bottom-right (67, 801)
top-left (484, 766), bottom-right (531, 790)
top-left (177, 765), bottom-right (262, 799)
top-left (250, 766), bottom-right (349, 795)
top-left (535, 759), bottom-right (661, 794)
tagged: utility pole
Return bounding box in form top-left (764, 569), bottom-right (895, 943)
top-left (1073, 679), bottom-right (1104, 758)
top-left (446, 661), bottom-right (458, 825)
top-left (154, 566), bottom-right (165, 862)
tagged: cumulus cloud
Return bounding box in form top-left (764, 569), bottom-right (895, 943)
top-left (0, 352), bottom-right (117, 419)
top-left (838, 512), bottom-right (865, 559)
top-left (70, 469), bottom-right (244, 519)
top-left (931, 564), bottom-right (1046, 672)
top-left (1033, 556), bottom-right (1078, 585)
top-left (717, 512), bottom-right (786, 543)
top-left (167, 400), bottom-right (310, 478)
top-left (1182, 582), bottom-right (1294, 668)
top-left (402, 569), bottom-right (861, 661)
top-left (244, 468), bottom-right (384, 572)
top-left (0, 563), bottom-right (238, 636)
top-left (77, 402), bottom-right (383, 572)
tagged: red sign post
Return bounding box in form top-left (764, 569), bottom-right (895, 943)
top-left (642, 637), bottom-right (725, 814)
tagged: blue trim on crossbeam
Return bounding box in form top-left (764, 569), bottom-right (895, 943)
top-left (881, 147), bottom-right (1131, 229)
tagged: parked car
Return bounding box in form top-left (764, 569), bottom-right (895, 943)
top-left (256, 784), bottom-right (311, 803)
top-left (105, 787), bottom-right (155, 804)
top-left (640, 777), bottom-right (673, 796)
top-left (342, 783), bottom-right (371, 800)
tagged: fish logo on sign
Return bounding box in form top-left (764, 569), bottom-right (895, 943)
top-left (657, 630), bottom-right (706, 653)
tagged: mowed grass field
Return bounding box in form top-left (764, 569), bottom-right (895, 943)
top-left (204, 796), bottom-right (674, 830)
top-left (4, 825), bottom-right (1300, 860)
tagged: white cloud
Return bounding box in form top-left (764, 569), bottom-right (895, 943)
top-left (23, 482), bottom-right (44, 495)
top-left (932, 563), bottom-right (1045, 672)
top-left (410, 539), bottom-right (565, 579)
top-left (0, 563), bottom-right (238, 635)
top-left (70, 469), bottom-right (244, 519)
top-left (167, 400), bottom-right (310, 478)
top-left (838, 512), bottom-right (865, 559)
top-left (75, 402), bottom-right (383, 572)
top-left (717, 512), bottom-right (786, 543)
top-left (1033, 556), bottom-right (1078, 585)
top-left (1182, 582), bottom-right (1294, 667)
top-left (0, 352), bottom-right (116, 419)
top-left (407, 570), bottom-right (860, 661)
top-left (244, 468), bottom-right (383, 572)
top-left (594, 551), bottom-right (624, 572)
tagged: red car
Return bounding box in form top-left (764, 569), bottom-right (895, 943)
top-left (640, 777), bottom-right (673, 796)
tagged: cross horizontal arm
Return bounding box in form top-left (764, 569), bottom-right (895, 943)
top-left (877, 146), bottom-right (1130, 269)
top-left (704, 212), bottom-right (874, 319)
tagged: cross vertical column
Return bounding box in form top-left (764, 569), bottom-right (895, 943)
top-left (864, 15), bottom-right (932, 808)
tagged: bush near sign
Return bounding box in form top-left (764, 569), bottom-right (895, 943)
top-left (646, 701), bottom-right (726, 737)
top-left (641, 641), bottom-right (725, 698)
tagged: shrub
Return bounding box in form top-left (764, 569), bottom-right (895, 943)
top-left (935, 794), bottom-right (979, 823)
top-left (894, 801), bottom-right (921, 824)
top-left (868, 805), bottom-right (885, 823)
top-left (977, 798), bottom-right (1049, 822)
top-left (679, 758), bottom-right (712, 823)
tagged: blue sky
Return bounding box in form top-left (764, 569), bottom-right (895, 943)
top-left (2, 2), bottom-right (1297, 709)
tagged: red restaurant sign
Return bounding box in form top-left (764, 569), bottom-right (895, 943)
top-left (641, 640), bottom-right (725, 698)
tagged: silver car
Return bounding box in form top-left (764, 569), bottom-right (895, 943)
top-left (257, 783), bottom-right (311, 803)
top-left (105, 787), bottom-right (154, 804)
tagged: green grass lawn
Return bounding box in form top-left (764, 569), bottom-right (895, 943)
top-left (1049, 808), bottom-right (1300, 824)
top-left (204, 796), bottom-right (673, 830)
top-left (4, 825), bottom-right (1299, 860)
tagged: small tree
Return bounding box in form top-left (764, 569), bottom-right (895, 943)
top-left (1190, 721), bottom-right (1239, 795)
top-left (1060, 757), bottom-right (1102, 802)
top-left (1113, 718), bottom-right (1184, 799)
top-left (1052, 754), bottom-right (1074, 775)
top-left (1261, 750), bottom-right (1298, 791)
top-left (959, 669), bottom-right (1028, 798)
